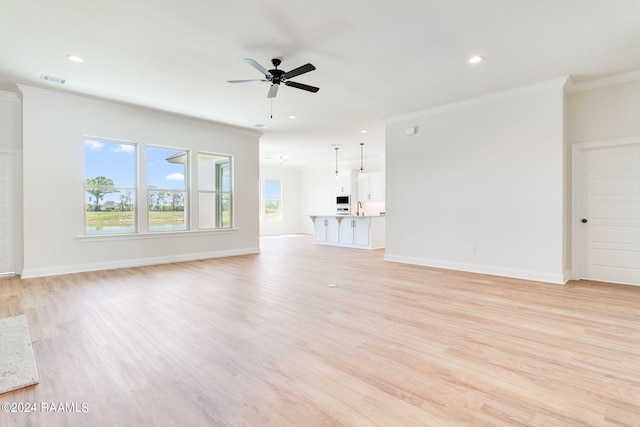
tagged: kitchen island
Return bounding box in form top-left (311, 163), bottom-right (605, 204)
top-left (308, 215), bottom-right (385, 249)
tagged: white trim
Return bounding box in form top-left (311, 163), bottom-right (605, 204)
top-left (0, 90), bottom-right (19, 102)
top-left (385, 76), bottom-right (569, 124)
top-left (76, 228), bottom-right (239, 242)
top-left (0, 147), bottom-right (21, 154)
top-left (0, 152), bottom-right (17, 275)
top-left (570, 136), bottom-right (640, 150)
top-left (384, 254), bottom-right (566, 285)
top-left (20, 246), bottom-right (260, 279)
top-left (565, 69), bottom-right (640, 94)
top-left (571, 136), bottom-right (640, 283)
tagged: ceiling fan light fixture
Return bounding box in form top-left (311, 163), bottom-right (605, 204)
top-left (469, 55), bottom-right (484, 64)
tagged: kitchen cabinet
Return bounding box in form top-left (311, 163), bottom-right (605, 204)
top-left (314, 217), bottom-right (327, 242)
top-left (327, 218), bottom-right (340, 243)
top-left (313, 216), bottom-right (339, 243)
top-left (339, 217), bottom-right (370, 247)
top-left (310, 215), bottom-right (385, 249)
top-left (354, 218), bottom-right (370, 246)
top-left (336, 169), bottom-right (356, 195)
top-left (338, 218), bottom-right (354, 245)
top-left (356, 170), bottom-right (385, 203)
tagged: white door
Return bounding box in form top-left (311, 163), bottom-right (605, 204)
top-left (573, 139), bottom-right (640, 286)
top-left (0, 153), bottom-right (15, 274)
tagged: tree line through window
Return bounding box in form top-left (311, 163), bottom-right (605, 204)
top-left (84, 138), bottom-right (232, 234)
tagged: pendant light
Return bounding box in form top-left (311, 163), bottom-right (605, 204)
top-left (358, 143), bottom-right (365, 178)
top-left (334, 146), bottom-right (340, 179)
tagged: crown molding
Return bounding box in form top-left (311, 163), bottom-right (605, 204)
top-left (565, 69), bottom-right (640, 94)
top-left (0, 90), bottom-right (20, 102)
top-left (385, 76), bottom-right (569, 125)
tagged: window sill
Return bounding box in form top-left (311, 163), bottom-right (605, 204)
top-left (76, 228), bottom-right (238, 243)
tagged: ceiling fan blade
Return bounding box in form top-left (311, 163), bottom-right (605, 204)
top-left (267, 84), bottom-right (280, 98)
top-left (227, 79), bottom-right (268, 83)
top-left (244, 58), bottom-right (272, 77)
top-left (284, 81), bottom-right (320, 93)
top-left (282, 63), bottom-right (316, 80)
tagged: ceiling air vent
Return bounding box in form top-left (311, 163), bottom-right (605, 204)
top-left (40, 74), bottom-right (66, 84)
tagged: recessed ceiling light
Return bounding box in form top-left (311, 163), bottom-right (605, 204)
top-left (360, 130), bottom-right (368, 134)
top-left (469, 55), bottom-right (484, 64)
top-left (66, 55), bottom-right (84, 63)
top-left (288, 115), bottom-right (296, 119)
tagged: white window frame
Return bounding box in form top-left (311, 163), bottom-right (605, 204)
top-left (84, 138), bottom-right (138, 235)
top-left (197, 151), bottom-right (233, 230)
top-left (146, 145), bottom-right (189, 232)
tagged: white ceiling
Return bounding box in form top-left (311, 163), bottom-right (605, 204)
top-left (1, 0), bottom-right (640, 167)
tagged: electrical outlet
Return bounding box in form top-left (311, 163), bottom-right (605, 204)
top-left (50, 247), bottom-right (58, 255)
top-left (468, 244), bottom-right (476, 254)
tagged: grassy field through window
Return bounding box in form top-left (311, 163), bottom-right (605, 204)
top-left (86, 211), bottom-right (230, 232)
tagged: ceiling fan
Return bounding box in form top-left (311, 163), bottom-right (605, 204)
top-left (227, 58), bottom-right (319, 98)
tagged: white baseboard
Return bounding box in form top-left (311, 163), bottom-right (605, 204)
top-left (384, 253), bottom-right (565, 284)
top-left (20, 247), bottom-right (260, 279)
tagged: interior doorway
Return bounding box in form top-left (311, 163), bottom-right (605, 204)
top-left (572, 138), bottom-right (640, 286)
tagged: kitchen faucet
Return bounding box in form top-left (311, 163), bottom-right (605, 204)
top-left (356, 201), bottom-right (363, 216)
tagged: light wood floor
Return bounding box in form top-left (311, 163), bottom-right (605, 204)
top-left (1, 235), bottom-right (639, 426)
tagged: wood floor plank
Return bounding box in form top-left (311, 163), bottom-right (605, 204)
top-left (0, 234), bottom-right (639, 426)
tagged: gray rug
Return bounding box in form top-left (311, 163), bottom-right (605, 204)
top-left (0, 315), bottom-right (39, 394)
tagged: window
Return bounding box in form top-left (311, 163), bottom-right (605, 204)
top-left (263, 179), bottom-right (281, 220)
top-left (147, 147), bottom-right (188, 232)
top-left (198, 153), bottom-right (232, 229)
top-left (84, 139), bottom-right (136, 234)
top-left (84, 140), bottom-right (234, 235)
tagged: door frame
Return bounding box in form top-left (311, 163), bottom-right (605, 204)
top-left (0, 147), bottom-right (20, 276)
top-left (571, 136), bottom-right (640, 281)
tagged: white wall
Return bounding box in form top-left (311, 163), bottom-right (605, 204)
top-left (19, 86), bottom-right (260, 278)
top-left (259, 165), bottom-right (303, 236)
top-left (298, 166), bottom-right (339, 234)
top-left (567, 76), bottom-right (640, 143)
top-left (385, 79), bottom-right (567, 283)
top-left (0, 91), bottom-right (21, 149)
top-left (0, 91), bottom-right (23, 274)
